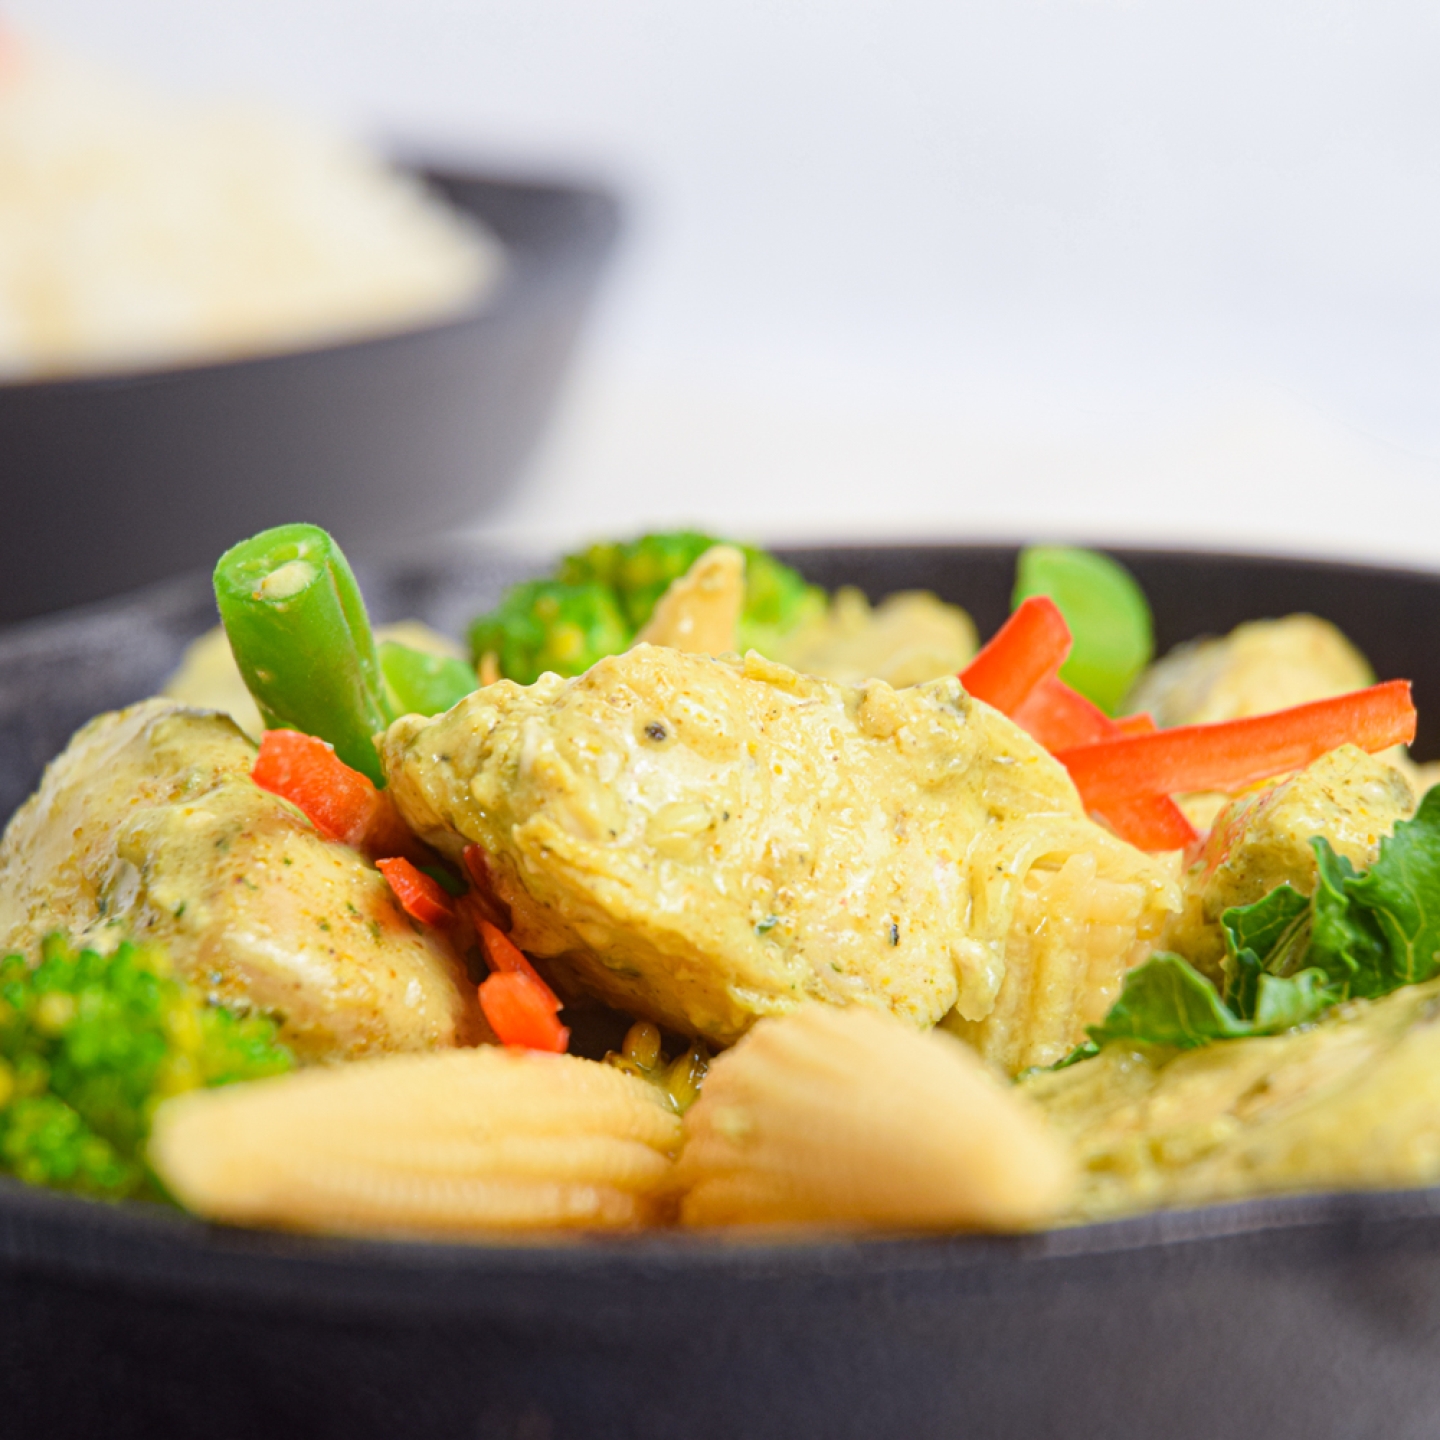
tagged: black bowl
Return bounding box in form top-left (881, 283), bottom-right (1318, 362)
top-left (0, 170), bottom-right (619, 625)
top-left (1, 543), bottom-right (1438, 1440)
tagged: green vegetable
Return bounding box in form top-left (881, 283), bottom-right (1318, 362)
top-left (735, 547), bottom-right (827, 655)
top-left (1013, 546), bottom-right (1153, 714)
top-left (468, 579), bottom-right (631, 686)
top-left (0, 934), bottom-right (292, 1200)
top-left (1068, 787), bottom-right (1440, 1063)
top-left (214, 524), bottom-right (392, 786)
top-left (418, 864), bottom-right (468, 898)
top-left (378, 640), bottom-right (477, 717)
top-left (562, 530), bottom-right (717, 630)
top-left (1308, 787), bottom-right (1440, 997)
top-left (475, 531), bottom-right (826, 684)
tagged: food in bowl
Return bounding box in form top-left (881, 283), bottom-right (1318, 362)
top-left (0, 522), bottom-right (1434, 1241)
top-left (0, 36), bottom-right (503, 378)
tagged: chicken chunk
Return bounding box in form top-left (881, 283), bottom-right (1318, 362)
top-left (0, 699), bottom-right (483, 1061)
top-left (1124, 614), bottom-right (1373, 728)
top-left (633, 546), bottom-right (979, 689)
top-left (380, 645), bottom-right (1177, 1058)
top-left (770, 586), bottom-right (978, 689)
top-left (634, 544), bottom-right (745, 655)
top-left (1123, 615), bottom-right (1385, 828)
top-left (1162, 744), bottom-right (1414, 979)
top-left (1024, 976), bottom-right (1440, 1221)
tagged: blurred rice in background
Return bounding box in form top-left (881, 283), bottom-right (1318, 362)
top-left (0, 32), bottom-right (503, 378)
top-left (4, 1), bottom-right (1440, 567)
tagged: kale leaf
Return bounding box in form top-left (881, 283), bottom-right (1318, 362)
top-left (1325, 784), bottom-right (1440, 993)
top-left (1072, 784), bottom-right (1440, 1061)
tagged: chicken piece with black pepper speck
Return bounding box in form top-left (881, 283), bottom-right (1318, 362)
top-left (381, 646), bottom-right (1178, 1064)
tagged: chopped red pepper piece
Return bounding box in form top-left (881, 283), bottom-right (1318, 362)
top-left (251, 729), bottom-right (378, 846)
top-left (961, 596), bottom-right (1073, 716)
top-left (476, 917), bottom-right (555, 996)
top-left (461, 844), bottom-right (512, 930)
top-left (1056, 680), bottom-right (1417, 810)
top-left (1012, 677), bottom-right (1196, 850)
top-left (375, 856), bottom-right (456, 928)
top-left (1112, 712), bottom-right (1157, 737)
top-left (472, 914), bottom-right (567, 1049)
top-left (479, 971), bottom-right (569, 1053)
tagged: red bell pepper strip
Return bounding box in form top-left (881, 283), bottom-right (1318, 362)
top-left (1012, 677), bottom-right (1196, 850)
top-left (1055, 680), bottom-right (1417, 810)
top-left (1011, 674), bottom-right (1113, 750)
top-left (375, 856), bottom-right (456, 928)
top-left (961, 597), bottom-right (1073, 716)
top-left (478, 971), bottom-right (570, 1053)
top-left (252, 729), bottom-right (379, 846)
top-left (1093, 794), bottom-right (1198, 852)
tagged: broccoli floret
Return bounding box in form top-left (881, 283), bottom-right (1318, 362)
top-left (734, 547), bottom-right (827, 655)
top-left (564, 531), bottom-right (720, 630)
top-left (468, 579), bottom-right (631, 686)
top-left (472, 532), bottom-right (826, 684)
top-left (0, 934), bottom-right (292, 1201)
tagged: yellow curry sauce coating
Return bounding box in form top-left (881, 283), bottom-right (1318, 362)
top-left (0, 699), bottom-right (482, 1061)
top-left (1025, 978), bottom-right (1440, 1221)
top-left (381, 645), bottom-right (1176, 1050)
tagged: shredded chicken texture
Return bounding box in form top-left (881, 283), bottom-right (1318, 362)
top-left (381, 645), bottom-right (1176, 1060)
top-left (945, 845), bottom-right (1178, 1073)
top-left (0, 699), bottom-right (482, 1061)
top-left (770, 585), bottom-right (978, 689)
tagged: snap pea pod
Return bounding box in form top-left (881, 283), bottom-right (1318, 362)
top-left (213, 524), bottom-right (393, 786)
top-left (379, 640), bottom-right (478, 717)
top-left (1013, 546), bottom-right (1153, 716)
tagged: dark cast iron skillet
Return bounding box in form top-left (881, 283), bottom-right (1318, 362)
top-left (1, 542), bottom-right (1438, 1440)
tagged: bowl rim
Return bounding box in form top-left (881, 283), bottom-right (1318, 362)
top-left (4, 1168), bottom-right (1440, 1315)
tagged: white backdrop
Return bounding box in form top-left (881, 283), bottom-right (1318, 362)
top-left (12, 0), bottom-right (1440, 560)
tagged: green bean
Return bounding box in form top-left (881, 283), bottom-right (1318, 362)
top-left (378, 640), bottom-right (478, 717)
top-left (213, 524), bottom-right (392, 785)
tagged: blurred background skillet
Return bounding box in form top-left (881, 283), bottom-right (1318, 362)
top-left (1, 541), bottom-right (1440, 1440)
top-left (0, 166), bottom-right (618, 624)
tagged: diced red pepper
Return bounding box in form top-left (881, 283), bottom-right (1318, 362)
top-left (375, 856), bottom-right (456, 928)
top-left (1056, 680), bottom-right (1417, 810)
top-left (1112, 712), bottom-right (1157, 737)
top-left (478, 971), bottom-right (569, 1052)
top-left (252, 729), bottom-right (378, 846)
top-left (960, 596), bottom-right (1072, 716)
top-left (461, 844), bottom-right (512, 929)
top-left (476, 916), bottom-right (556, 995)
top-left (1012, 677), bottom-right (1196, 850)
top-left (462, 844), bottom-right (491, 890)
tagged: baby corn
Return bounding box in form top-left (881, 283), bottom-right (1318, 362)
top-left (676, 1005), bottom-right (1074, 1231)
top-left (150, 1047), bottom-right (682, 1238)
